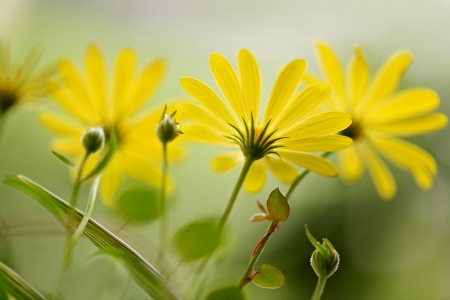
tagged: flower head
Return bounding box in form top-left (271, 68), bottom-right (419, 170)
top-left (180, 49), bottom-right (352, 193)
top-left (0, 43), bottom-right (54, 115)
top-left (307, 41), bottom-right (448, 199)
top-left (40, 45), bottom-right (184, 204)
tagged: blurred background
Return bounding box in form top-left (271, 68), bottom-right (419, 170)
top-left (1, 0), bottom-right (450, 299)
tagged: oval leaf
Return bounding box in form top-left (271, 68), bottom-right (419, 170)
top-left (252, 264), bottom-right (285, 289)
top-left (205, 286), bottom-right (244, 300)
top-left (51, 150), bottom-right (77, 168)
top-left (266, 188), bottom-right (289, 222)
top-left (115, 184), bottom-right (160, 223)
top-left (174, 218), bottom-right (222, 261)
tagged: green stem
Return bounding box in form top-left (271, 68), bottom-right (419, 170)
top-left (158, 143), bottom-right (169, 275)
top-left (311, 276), bottom-right (327, 300)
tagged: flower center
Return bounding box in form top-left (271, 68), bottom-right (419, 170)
top-left (340, 119), bottom-right (363, 140)
top-left (0, 88), bottom-right (18, 114)
top-left (226, 117), bottom-right (284, 160)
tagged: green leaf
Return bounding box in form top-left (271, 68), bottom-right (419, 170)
top-left (3, 175), bottom-right (181, 300)
top-left (0, 261), bottom-right (45, 300)
top-left (205, 286), bottom-right (245, 300)
top-left (266, 188), bottom-right (289, 222)
top-left (51, 150), bottom-right (77, 168)
top-left (115, 184), bottom-right (160, 223)
top-left (305, 224), bottom-right (328, 265)
top-left (174, 218), bottom-right (222, 261)
top-left (252, 264), bottom-right (285, 289)
top-left (81, 127), bottom-right (118, 183)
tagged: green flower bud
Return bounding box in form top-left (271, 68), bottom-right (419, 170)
top-left (82, 126), bottom-right (105, 154)
top-left (310, 238), bottom-right (340, 278)
top-left (156, 106), bottom-right (182, 144)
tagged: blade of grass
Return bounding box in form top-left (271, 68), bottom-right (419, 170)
top-left (4, 175), bottom-right (181, 300)
top-left (0, 261), bottom-right (45, 300)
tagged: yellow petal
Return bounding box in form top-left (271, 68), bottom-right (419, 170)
top-left (180, 77), bottom-right (238, 127)
top-left (361, 142), bottom-right (396, 200)
top-left (412, 166), bottom-right (433, 190)
top-left (264, 156), bottom-right (298, 184)
top-left (263, 59), bottom-right (306, 126)
top-left (210, 53), bottom-right (246, 122)
top-left (182, 124), bottom-right (231, 146)
top-left (315, 41), bottom-right (346, 109)
top-left (211, 151), bottom-right (244, 172)
top-left (365, 51), bottom-right (413, 108)
top-left (176, 102), bottom-right (230, 133)
top-left (125, 156), bottom-right (174, 194)
top-left (368, 88), bottom-right (440, 123)
top-left (303, 71), bottom-right (321, 85)
top-left (278, 150), bottom-right (338, 177)
top-left (114, 48), bottom-right (136, 117)
top-left (99, 156), bottom-right (123, 205)
top-left (127, 58), bottom-right (166, 117)
top-left (282, 112), bottom-right (352, 140)
top-left (244, 160), bottom-right (266, 194)
top-left (238, 49), bottom-right (261, 122)
top-left (39, 112), bottom-right (84, 136)
top-left (85, 45), bottom-right (107, 118)
top-left (337, 144), bottom-right (364, 182)
top-left (273, 82), bottom-right (331, 131)
top-left (283, 135), bottom-right (353, 152)
top-left (371, 113), bottom-right (448, 136)
top-left (348, 46), bottom-right (369, 112)
top-left (51, 138), bottom-right (83, 156)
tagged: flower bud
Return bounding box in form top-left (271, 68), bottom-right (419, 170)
top-left (310, 238), bottom-right (340, 278)
top-left (81, 126), bottom-right (105, 154)
top-left (156, 106), bottom-right (182, 144)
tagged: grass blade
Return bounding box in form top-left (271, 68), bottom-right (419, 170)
top-left (0, 261), bottom-right (45, 300)
top-left (4, 175), bottom-right (181, 300)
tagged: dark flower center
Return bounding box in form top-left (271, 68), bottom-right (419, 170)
top-left (340, 120), bottom-right (362, 140)
top-left (0, 88), bottom-right (18, 114)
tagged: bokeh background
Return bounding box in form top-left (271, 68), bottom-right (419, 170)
top-left (1, 0), bottom-right (450, 299)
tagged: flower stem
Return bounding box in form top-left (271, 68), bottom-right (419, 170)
top-left (158, 143), bottom-right (169, 275)
top-left (311, 276), bottom-right (327, 300)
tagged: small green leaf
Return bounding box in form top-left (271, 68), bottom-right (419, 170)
top-left (305, 225), bottom-right (328, 265)
top-left (0, 262), bottom-right (45, 300)
top-left (81, 127), bottom-right (118, 183)
top-left (51, 150), bottom-right (77, 168)
top-left (205, 286), bottom-right (245, 300)
top-left (266, 188), bottom-right (289, 222)
top-left (252, 264), bottom-right (285, 289)
top-left (115, 184), bottom-right (160, 223)
top-left (174, 218), bottom-right (222, 261)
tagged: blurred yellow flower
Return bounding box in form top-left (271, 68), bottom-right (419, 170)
top-left (0, 44), bottom-right (54, 116)
top-left (307, 41), bottom-right (448, 200)
top-left (180, 49), bottom-right (352, 194)
top-left (40, 45), bottom-right (184, 205)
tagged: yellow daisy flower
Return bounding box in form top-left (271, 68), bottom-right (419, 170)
top-left (307, 41), bottom-right (448, 200)
top-left (39, 45), bottom-right (184, 205)
top-left (179, 49), bottom-right (353, 194)
top-left (0, 43), bottom-right (54, 116)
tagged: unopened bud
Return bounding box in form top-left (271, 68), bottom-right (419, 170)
top-left (156, 106), bottom-right (182, 144)
top-left (310, 238), bottom-right (339, 278)
top-left (82, 126), bottom-right (105, 154)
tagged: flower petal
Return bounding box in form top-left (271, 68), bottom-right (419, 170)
top-left (337, 144), bottom-right (364, 182)
top-left (210, 53), bottom-right (246, 122)
top-left (182, 124), bottom-right (231, 146)
top-left (370, 113), bottom-right (448, 136)
top-left (244, 160), bottom-right (266, 194)
top-left (211, 150), bottom-right (244, 172)
top-left (315, 41), bottom-right (346, 109)
top-left (348, 46), bottom-right (369, 112)
top-left (180, 77), bottom-right (238, 127)
top-left (39, 112), bottom-right (84, 136)
top-left (99, 156), bottom-right (123, 205)
top-left (51, 138), bottom-right (83, 156)
top-left (177, 102), bottom-right (230, 133)
top-left (360, 142), bottom-right (396, 200)
top-left (264, 156), bottom-right (298, 184)
top-left (113, 48), bottom-right (136, 117)
top-left (263, 59), bottom-right (306, 127)
top-left (283, 135), bottom-right (353, 152)
top-left (238, 49), bottom-right (261, 122)
top-left (85, 45), bottom-right (107, 118)
top-left (278, 150), bottom-right (338, 177)
top-left (282, 112), bottom-right (352, 140)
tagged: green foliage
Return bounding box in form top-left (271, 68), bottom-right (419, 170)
top-left (115, 184), bottom-right (160, 223)
top-left (51, 150), bottom-right (77, 168)
top-left (0, 262), bottom-right (45, 300)
top-left (3, 175), bottom-right (181, 300)
top-left (252, 264), bottom-right (285, 289)
top-left (266, 188), bottom-right (289, 222)
top-left (174, 218), bottom-right (223, 261)
top-left (204, 286), bottom-right (245, 300)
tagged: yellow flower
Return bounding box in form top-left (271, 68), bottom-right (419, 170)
top-left (179, 49), bottom-right (352, 194)
top-left (307, 41), bottom-right (448, 200)
top-left (40, 45), bottom-right (184, 205)
top-left (0, 44), bottom-right (54, 116)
